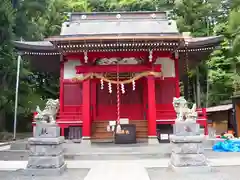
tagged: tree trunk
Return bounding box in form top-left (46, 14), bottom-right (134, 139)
top-left (196, 66), bottom-right (201, 108)
top-left (183, 74), bottom-right (189, 100)
top-left (193, 80), bottom-right (197, 103)
top-left (0, 109), bottom-right (6, 132)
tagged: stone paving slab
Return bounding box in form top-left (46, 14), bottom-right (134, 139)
top-left (147, 167), bottom-right (240, 180)
top-left (1, 142), bottom-right (240, 161)
top-left (1, 166), bottom-right (240, 180)
top-left (1, 149), bottom-right (240, 161)
top-left (2, 157), bottom-right (240, 171)
top-left (84, 162), bottom-right (150, 180)
top-left (0, 169), bottom-right (89, 180)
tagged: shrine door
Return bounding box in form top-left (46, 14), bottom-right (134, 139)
top-left (95, 79), bottom-right (144, 121)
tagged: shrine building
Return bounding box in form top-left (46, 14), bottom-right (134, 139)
top-left (14, 12), bottom-right (222, 143)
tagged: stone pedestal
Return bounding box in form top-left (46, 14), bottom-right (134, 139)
top-left (169, 122), bottom-right (211, 173)
top-left (148, 136), bottom-right (159, 144)
top-left (25, 123), bottom-right (66, 176)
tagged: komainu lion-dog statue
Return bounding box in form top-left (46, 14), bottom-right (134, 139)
top-left (34, 99), bottom-right (60, 124)
top-left (172, 97), bottom-right (198, 123)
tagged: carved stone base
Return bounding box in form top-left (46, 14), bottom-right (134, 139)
top-left (170, 152), bottom-right (207, 167)
top-left (169, 133), bottom-right (209, 172)
top-left (173, 122), bottom-right (200, 136)
top-left (34, 123), bottom-right (60, 138)
top-left (27, 154), bottom-right (64, 169)
top-left (170, 135), bottom-right (205, 143)
top-left (148, 136), bottom-right (159, 144)
top-left (172, 142), bottom-right (204, 154)
top-left (168, 163), bottom-right (212, 173)
top-left (24, 163), bottom-right (67, 176)
top-left (25, 124), bottom-right (66, 176)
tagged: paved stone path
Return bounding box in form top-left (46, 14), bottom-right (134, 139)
top-left (1, 165), bottom-right (240, 180)
top-left (0, 169), bottom-right (89, 180)
top-left (1, 142), bottom-right (240, 179)
top-left (0, 145), bottom-right (10, 151)
top-left (1, 142), bottom-right (240, 161)
top-left (147, 167), bottom-right (240, 180)
top-left (85, 162), bottom-right (150, 180)
top-left (2, 157), bottom-right (240, 171)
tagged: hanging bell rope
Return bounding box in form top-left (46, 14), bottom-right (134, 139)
top-left (116, 63), bottom-right (121, 133)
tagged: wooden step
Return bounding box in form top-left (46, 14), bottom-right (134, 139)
top-left (91, 133), bottom-right (113, 139)
top-left (130, 120), bottom-right (147, 124)
top-left (92, 123), bottom-right (109, 128)
top-left (91, 120), bottom-right (148, 141)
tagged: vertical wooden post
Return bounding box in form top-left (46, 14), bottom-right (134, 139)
top-left (147, 76), bottom-right (157, 143)
top-left (82, 79), bottom-right (91, 140)
top-left (59, 60), bottom-right (64, 112)
top-left (196, 66), bottom-right (201, 108)
top-left (174, 57), bottom-right (180, 97)
top-left (61, 127), bottom-right (65, 137)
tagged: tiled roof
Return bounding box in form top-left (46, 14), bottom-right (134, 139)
top-left (59, 11), bottom-right (179, 36)
top-left (60, 20), bottom-right (179, 36)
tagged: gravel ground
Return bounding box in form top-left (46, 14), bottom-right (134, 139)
top-left (147, 166), bottom-right (240, 180)
top-left (0, 169), bottom-right (89, 180)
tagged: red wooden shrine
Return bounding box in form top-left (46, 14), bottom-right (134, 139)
top-left (14, 12), bottom-right (222, 142)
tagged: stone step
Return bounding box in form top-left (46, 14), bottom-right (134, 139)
top-left (1, 148), bottom-right (240, 161)
top-left (64, 153), bottom-right (171, 160)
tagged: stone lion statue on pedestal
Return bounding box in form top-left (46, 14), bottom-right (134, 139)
top-left (172, 97), bottom-right (198, 123)
top-left (34, 99), bottom-right (59, 124)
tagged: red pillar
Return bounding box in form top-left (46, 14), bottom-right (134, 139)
top-left (91, 80), bottom-right (97, 122)
top-left (142, 79), bottom-right (148, 120)
top-left (147, 76), bottom-right (157, 138)
top-left (82, 79), bottom-right (91, 140)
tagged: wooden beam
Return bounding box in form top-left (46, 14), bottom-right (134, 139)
top-left (76, 64), bottom-right (161, 73)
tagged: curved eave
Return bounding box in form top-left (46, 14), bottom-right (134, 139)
top-left (183, 35), bottom-right (223, 48)
top-left (14, 41), bottom-right (56, 51)
top-left (13, 35), bottom-right (223, 74)
top-left (13, 35), bottom-right (223, 52)
top-left (13, 41), bottom-right (59, 73)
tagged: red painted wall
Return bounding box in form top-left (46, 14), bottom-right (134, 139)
top-left (155, 78), bottom-right (177, 120)
top-left (155, 78), bottom-right (176, 105)
top-left (63, 83), bottom-right (82, 112)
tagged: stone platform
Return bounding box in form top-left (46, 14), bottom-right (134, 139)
top-left (169, 121), bottom-right (211, 173)
top-left (24, 123), bottom-right (66, 176)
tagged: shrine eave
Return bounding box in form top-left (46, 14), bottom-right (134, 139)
top-left (47, 34), bottom-right (182, 43)
top-left (14, 35), bottom-right (223, 55)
